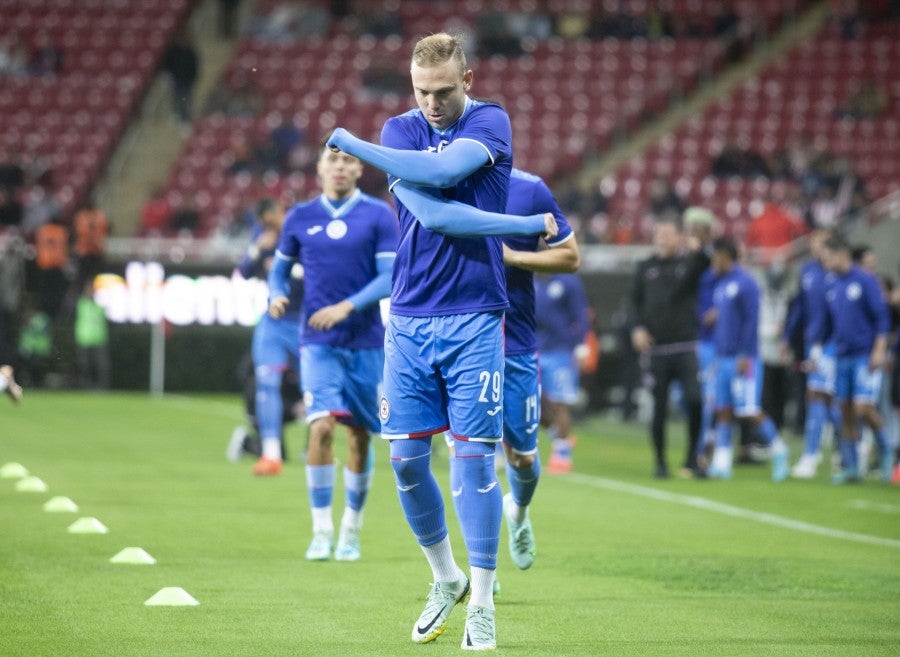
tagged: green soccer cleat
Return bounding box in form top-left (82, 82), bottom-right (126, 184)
top-left (503, 493), bottom-right (535, 570)
top-left (461, 604), bottom-right (496, 651)
top-left (411, 575), bottom-right (470, 644)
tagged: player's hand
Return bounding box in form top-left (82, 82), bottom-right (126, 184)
top-left (268, 296), bottom-right (289, 319)
top-left (778, 340), bottom-right (792, 365)
top-left (631, 327), bottom-right (654, 353)
top-left (870, 345), bottom-right (886, 371)
top-left (737, 357), bottom-right (750, 376)
top-left (541, 212), bottom-right (558, 240)
top-left (702, 308), bottom-right (718, 326)
top-left (307, 300), bottom-right (354, 331)
top-left (326, 128), bottom-right (352, 153)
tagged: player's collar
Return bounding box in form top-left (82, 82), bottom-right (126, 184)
top-left (428, 96), bottom-right (474, 137)
top-left (319, 188), bottom-right (362, 219)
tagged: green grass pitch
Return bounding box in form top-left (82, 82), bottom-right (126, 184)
top-left (2, 392), bottom-right (898, 656)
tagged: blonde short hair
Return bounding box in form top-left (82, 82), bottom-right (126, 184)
top-left (412, 33), bottom-right (467, 76)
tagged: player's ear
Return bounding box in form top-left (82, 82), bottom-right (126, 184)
top-left (463, 69), bottom-right (473, 91)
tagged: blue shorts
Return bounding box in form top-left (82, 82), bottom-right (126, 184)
top-left (714, 355), bottom-right (762, 418)
top-left (835, 355), bottom-right (882, 405)
top-left (538, 349), bottom-right (579, 405)
top-left (380, 312), bottom-right (504, 442)
top-left (806, 342), bottom-right (837, 395)
top-left (502, 352), bottom-right (541, 455)
top-left (697, 340), bottom-right (716, 401)
top-left (252, 314), bottom-right (300, 374)
top-left (300, 343), bottom-right (383, 433)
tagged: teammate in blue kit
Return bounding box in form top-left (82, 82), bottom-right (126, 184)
top-left (787, 230), bottom-right (842, 479)
top-left (231, 198), bottom-right (302, 476)
top-left (706, 238), bottom-right (789, 481)
top-left (326, 33), bottom-right (557, 650)
top-left (533, 272), bottom-right (591, 474)
top-left (269, 145), bottom-right (399, 562)
top-left (490, 169), bottom-right (579, 571)
top-left (820, 235), bottom-right (891, 483)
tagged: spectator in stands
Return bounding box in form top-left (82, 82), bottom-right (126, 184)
top-left (21, 184), bottom-right (60, 237)
top-left (806, 179), bottom-right (855, 230)
top-left (170, 195), bottom-right (201, 235)
top-left (244, 2), bottom-right (330, 41)
top-left (0, 148), bottom-right (25, 193)
top-left (162, 28), bottom-right (199, 125)
top-left (0, 186), bottom-right (23, 230)
top-left (73, 199), bottom-right (109, 285)
top-left (256, 115), bottom-right (308, 174)
top-left (836, 79), bottom-right (889, 120)
top-left (710, 140), bottom-right (771, 178)
top-left (217, 0), bottom-right (242, 39)
top-left (226, 133), bottom-right (255, 174)
top-left (361, 56), bottom-right (409, 97)
top-left (0, 33), bottom-right (28, 78)
top-left (476, 11), bottom-right (524, 56)
top-left (355, 0), bottom-right (403, 38)
top-left (745, 200), bottom-right (807, 250)
top-left (28, 31), bottom-right (62, 76)
top-left (648, 177), bottom-right (685, 221)
top-left (139, 187), bottom-right (173, 236)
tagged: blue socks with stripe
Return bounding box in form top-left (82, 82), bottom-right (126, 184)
top-left (390, 438), bottom-right (448, 546)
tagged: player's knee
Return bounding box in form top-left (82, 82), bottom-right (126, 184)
top-left (255, 365), bottom-right (282, 392)
top-left (454, 440), bottom-right (497, 487)
top-left (506, 450), bottom-right (534, 469)
top-left (389, 439), bottom-right (431, 484)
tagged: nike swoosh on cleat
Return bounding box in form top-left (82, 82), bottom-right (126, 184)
top-left (476, 481), bottom-right (498, 494)
top-left (416, 605), bottom-right (448, 635)
top-left (397, 483), bottom-right (420, 492)
top-left (487, 405), bottom-right (502, 416)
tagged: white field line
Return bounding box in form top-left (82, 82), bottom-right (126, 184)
top-left (846, 499), bottom-right (900, 515)
top-left (566, 472), bottom-right (900, 550)
top-left (152, 394), bottom-right (244, 420)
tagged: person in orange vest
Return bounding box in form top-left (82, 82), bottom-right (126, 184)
top-left (73, 200), bottom-right (109, 284)
top-left (33, 218), bottom-right (70, 316)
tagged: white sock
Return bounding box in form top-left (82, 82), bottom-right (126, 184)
top-left (261, 437), bottom-right (282, 461)
top-left (469, 567), bottom-right (495, 609)
top-left (505, 494), bottom-right (527, 525)
top-left (311, 506), bottom-right (333, 535)
top-left (421, 536), bottom-right (462, 583)
top-left (340, 507), bottom-right (363, 531)
top-left (0, 373), bottom-right (8, 391)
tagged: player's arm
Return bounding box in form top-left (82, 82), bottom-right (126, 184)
top-left (866, 275), bottom-right (890, 370)
top-left (736, 283), bottom-right (759, 374)
top-left (392, 181), bottom-right (557, 239)
top-left (267, 251), bottom-right (294, 318)
top-left (503, 233), bottom-right (579, 273)
top-left (307, 254), bottom-right (395, 331)
top-left (328, 128), bottom-right (488, 188)
top-left (629, 262), bottom-right (653, 352)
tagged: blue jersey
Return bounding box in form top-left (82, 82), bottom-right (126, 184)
top-left (797, 259), bottom-right (834, 347)
top-left (696, 267), bottom-right (717, 343)
top-left (534, 274), bottom-right (590, 353)
top-left (712, 265), bottom-right (759, 357)
top-left (276, 189), bottom-right (398, 349)
top-left (824, 264), bottom-right (889, 358)
top-left (380, 98), bottom-right (513, 317)
top-left (503, 169), bottom-right (574, 357)
top-left (237, 222), bottom-right (303, 320)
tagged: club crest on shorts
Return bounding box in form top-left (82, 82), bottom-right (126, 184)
top-left (379, 396), bottom-right (390, 422)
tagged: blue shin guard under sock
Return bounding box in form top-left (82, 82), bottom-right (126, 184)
top-left (803, 398), bottom-right (826, 456)
top-left (453, 440), bottom-right (502, 570)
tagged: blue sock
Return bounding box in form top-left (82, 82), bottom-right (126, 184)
top-left (839, 439), bottom-right (858, 473)
top-left (756, 416), bottom-right (780, 445)
top-left (390, 438), bottom-right (447, 547)
top-left (829, 403), bottom-right (843, 438)
top-left (454, 440), bottom-right (502, 570)
top-left (873, 428), bottom-right (888, 456)
top-left (506, 453), bottom-right (541, 509)
top-left (255, 366), bottom-right (283, 442)
top-left (343, 467), bottom-right (371, 513)
top-left (803, 398), bottom-right (826, 456)
top-left (305, 463), bottom-right (335, 509)
top-left (715, 422), bottom-right (732, 449)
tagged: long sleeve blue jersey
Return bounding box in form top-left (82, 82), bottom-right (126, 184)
top-left (712, 265), bottom-right (759, 357)
top-left (823, 264), bottom-right (889, 358)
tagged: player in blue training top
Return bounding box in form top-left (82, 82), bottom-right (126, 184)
top-left (785, 229), bottom-right (842, 479)
top-left (534, 272), bottom-right (591, 474)
top-left (488, 169), bottom-right (579, 572)
top-left (706, 238), bottom-right (790, 481)
top-left (820, 235), bottom-right (891, 483)
top-left (269, 144), bottom-right (399, 562)
top-left (229, 198), bottom-right (303, 476)
top-left (684, 207), bottom-right (718, 467)
top-left (326, 33), bottom-right (557, 651)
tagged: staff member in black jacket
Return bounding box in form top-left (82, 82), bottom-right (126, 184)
top-left (630, 213), bottom-right (710, 478)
